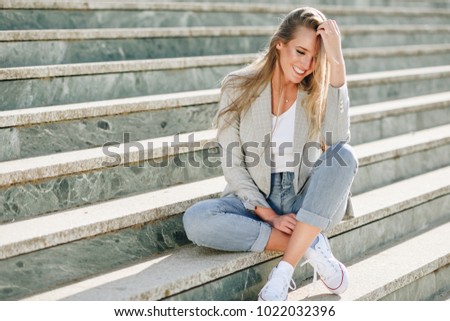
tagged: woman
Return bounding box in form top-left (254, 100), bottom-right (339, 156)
top-left (183, 7), bottom-right (358, 301)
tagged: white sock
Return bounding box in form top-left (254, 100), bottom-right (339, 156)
top-left (276, 260), bottom-right (294, 279)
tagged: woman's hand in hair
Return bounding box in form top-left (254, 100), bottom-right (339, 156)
top-left (316, 20), bottom-right (343, 65)
top-left (317, 20), bottom-right (346, 87)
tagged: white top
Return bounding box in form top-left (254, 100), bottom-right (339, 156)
top-left (271, 100), bottom-right (296, 173)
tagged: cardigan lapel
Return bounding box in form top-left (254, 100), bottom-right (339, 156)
top-left (252, 80), bottom-right (272, 146)
top-left (249, 81), bottom-right (272, 195)
top-left (293, 90), bottom-right (309, 193)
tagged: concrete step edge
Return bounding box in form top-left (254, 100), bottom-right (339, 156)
top-left (2, 1), bottom-right (450, 16)
top-left (1, 25), bottom-right (450, 42)
top-left (1, 123), bottom-right (450, 188)
top-left (0, 53), bottom-right (255, 81)
top-left (0, 128), bottom-right (217, 187)
top-left (288, 222), bottom-right (450, 301)
top-left (355, 124), bottom-right (450, 166)
top-left (1, 159), bottom-right (449, 260)
top-left (3, 44), bottom-right (450, 81)
top-left (1, 88), bottom-right (449, 128)
top-left (350, 91), bottom-right (450, 123)
top-left (348, 65), bottom-right (450, 87)
top-left (0, 88), bottom-right (221, 128)
top-left (22, 204), bottom-right (450, 301)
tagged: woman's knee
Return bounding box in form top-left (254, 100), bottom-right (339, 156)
top-left (183, 201), bottom-right (210, 242)
top-left (183, 198), bottom-right (225, 244)
top-left (329, 142), bottom-right (358, 172)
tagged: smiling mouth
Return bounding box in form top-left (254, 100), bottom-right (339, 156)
top-left (293, 66), bottom-right (305, 76)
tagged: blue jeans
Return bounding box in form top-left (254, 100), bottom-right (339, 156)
top-left (183, 143), bottom-right (358, 252)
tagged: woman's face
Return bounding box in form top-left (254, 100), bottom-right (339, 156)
top-left (276, 26), bottom-right (319, 85)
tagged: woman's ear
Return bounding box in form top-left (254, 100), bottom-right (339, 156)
top-left (276, 41), bottom-right (283, 50)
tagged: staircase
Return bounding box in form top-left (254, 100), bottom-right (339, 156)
top-left (0, 0), bottom-right (449, 301)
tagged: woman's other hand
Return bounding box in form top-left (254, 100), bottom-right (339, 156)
top-left (267, 213), bottom-right (298, 235)
top-left (255, 206), bottom-right (297, 234)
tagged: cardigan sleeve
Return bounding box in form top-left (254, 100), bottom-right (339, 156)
top-left (216, 88), bottom-right (271, 211)
top-left (321, 83), bottom-right (351, 145)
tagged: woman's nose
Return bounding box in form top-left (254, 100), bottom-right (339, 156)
top-left (301, 56), bottom-right (312, 70)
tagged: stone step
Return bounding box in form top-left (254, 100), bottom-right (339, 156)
top-left (2, 26), bottom-right (450, 67)
top-left (350, 91), bottom-right (450, 145)
top-left (1, 53), bottom-right (450, 110)
top-left (1, 124), bottom-right (449, 223)
top-left (17, 169), bottom-right (450, 301)
top-left (2, 2), bottom-right (450, 30)
top-left (1, 125), bottom-right (450, 255)
top-left (288, 222), bottom-right (450, 301)
top-left (3, 42), bottom-right (450, 76)
top-left (352, 124), bottom-right (450, 194)
top-left (1, 89), bottom-right (449, 161)
top-left (0, 129), bottom-right (221, 224)
top-left (0, 90), bottom-right (221, 161)
top-left (0, 176), bottom-right (227, 260)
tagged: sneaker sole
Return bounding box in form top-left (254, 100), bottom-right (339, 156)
top-left (321, 262), bottom-right (349, 295)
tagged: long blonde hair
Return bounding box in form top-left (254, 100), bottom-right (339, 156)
top-left (213, 7), bottom-right (330, 141)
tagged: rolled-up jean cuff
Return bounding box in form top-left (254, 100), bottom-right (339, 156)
top-left (296, 208), bottom-right (330, 230)
top-left (250, 222), bottom-right (272, 252)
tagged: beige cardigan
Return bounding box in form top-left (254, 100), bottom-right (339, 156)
top-left (217, 68), bottom-right (353, 216)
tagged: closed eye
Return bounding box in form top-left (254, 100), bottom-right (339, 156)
top-left (296, 50), bottom-right (305, 55)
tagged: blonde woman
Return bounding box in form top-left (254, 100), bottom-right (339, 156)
top-left (183, 7), bottom-right (358, 301)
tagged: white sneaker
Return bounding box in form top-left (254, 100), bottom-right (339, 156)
top-left (301, 233), bottom-right (348, 295)
top-left (258, 265), bottom-right (296, 301)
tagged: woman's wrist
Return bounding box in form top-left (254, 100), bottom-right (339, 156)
top-left (329, 55), bottom-right (346, 88)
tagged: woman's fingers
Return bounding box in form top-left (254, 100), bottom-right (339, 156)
top-left (278, 214), bottom-right (298, 234)
top-left (271, 215), bottom-right (293, 234)
top-left (316, 19), bottom-right (343, 65)
top-left (317, 20), bottom-right (340, 36)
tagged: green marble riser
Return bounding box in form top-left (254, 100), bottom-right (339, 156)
top-left (166, 195), bottom-right (449, 300)
top-left (351, 104), bottom-right (450, 145)
top-left (1, 37), bottom-right (267, 68)
top-left (0, 65), bottom-right (239, 110)
top-left (348, 53), bottom-right (450, 75)
top-left (2, 65), bottom-right (450, 111)
top-left (1, 10), bottom-right (449, 31)
top-left (350, 78), bottom-right (450, 106)
top-left (352, 143), bottom-right (450, 195)
top-left (380, 264), bottom-right (450, 301)
top-left (0, 148), bottom-right (222, 224)
top-left (3, 34), bottom-right (450, 68)
top-left (1, 136), bottom-right (448, 225)
top-left (0, 103), bottom-right (217, 162)
top-left (0, 214), bottom-right (191, 301)
top-left (2, 101), bottom-right (450, 163)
